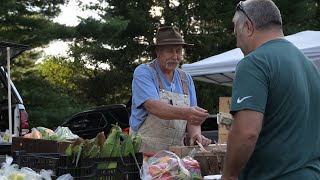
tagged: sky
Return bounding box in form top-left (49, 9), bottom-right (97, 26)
top-left (43, 0), bottom-right (102, 57)
top-left (53, 0), bottom-right (101, 27)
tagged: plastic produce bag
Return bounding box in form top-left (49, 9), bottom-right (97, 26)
top-left (56, 174), bottom-right (73, 180)
top-left (0, 155), bottom-right (19, 177)
top-left (181, 156), bottom-right (202, 179)
top-left (54, 126), bottom-right (79, 140)
top-left (23, 128), bottom-right (42, 139)
top-left (20, 167), bottom-right (42, 179)
top-left (0, 129), bottom-right (11, 142)
top-left (40, 169), bottom-right (54, 180)
top-left (0, 155), bottom-right (62, 180)
top-left (141, 150), bottom-right (191, 180)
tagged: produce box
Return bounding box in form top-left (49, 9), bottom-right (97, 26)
top-left (218, 97), bottom-right (231, 144)
top-left (57, 153), bottom-right (143, 180)
top-left (169, 144), bottom-right (227, 158)
top-left (13, 151), bottom-right (143, 180)
top-left (13, 151), bottom-right (60, 175)
top-left (11, 137), bottom-right (73, 154)
top-left (194, 151), bottom-right (225, 176)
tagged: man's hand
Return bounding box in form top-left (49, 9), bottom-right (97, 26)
top-left (189, 133), bottom-right (212, 147)
top-left (186, 106), bottom-right (209, 126)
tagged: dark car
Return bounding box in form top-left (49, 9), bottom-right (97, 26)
top-left (61, 104), bottom-right (130, 139)
top-left (200, 114), bottom-right (218, 143)
top-left (63, 100), bottom-right (219, 142)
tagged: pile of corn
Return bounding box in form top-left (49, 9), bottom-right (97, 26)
top-left (65, 124), bottom-right (142, 167)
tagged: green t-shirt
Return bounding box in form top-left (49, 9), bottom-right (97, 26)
top-left (230, 39), bottom-right (320, 180)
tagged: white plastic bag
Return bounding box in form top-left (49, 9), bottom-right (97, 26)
top-left (0, 155), bottom-right (19, 177)
top-left (40, 169), bottom-right (54, 180)
top-left (56, 174), bottom-right (74, 180)
top-left (20, 167), bottom-right (42, 179)
top-left (54, 126), bottom-right (79, 140)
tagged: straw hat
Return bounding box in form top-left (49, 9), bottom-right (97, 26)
top-left (145, 26), bottom-right (194, 51)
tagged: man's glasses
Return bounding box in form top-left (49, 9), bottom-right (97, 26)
top-left (236, 1), bottom-right (253, 25)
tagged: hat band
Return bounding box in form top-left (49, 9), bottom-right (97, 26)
top-left (156, 38), bottom-right (186, 44)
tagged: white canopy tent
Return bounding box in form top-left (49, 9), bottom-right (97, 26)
top-left (181, 30), bottom-right (320, 86)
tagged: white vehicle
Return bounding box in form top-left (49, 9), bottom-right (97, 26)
top-left (0, 42), bottom-right (29, 140)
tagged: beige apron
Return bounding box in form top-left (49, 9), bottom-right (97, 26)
top-left (132, 63), bottom-right (190, 153)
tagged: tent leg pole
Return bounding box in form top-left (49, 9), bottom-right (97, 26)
top-left (7, 47), bottom-right (12, 143)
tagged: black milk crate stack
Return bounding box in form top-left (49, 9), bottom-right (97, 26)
top-left (57, 153), bottom-right (143, 180)
top-left (13, 151), bottom-right (60, 175)
top-left (95, 153), bottom-right (143, 180)
top-left (13, 151), bottom-right (143, 180)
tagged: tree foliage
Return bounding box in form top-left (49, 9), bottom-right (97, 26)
top-left (0, 0), bottom-right (88, 128)
top-left (0, 0), bottom-right (74, 47)
top-left (2, 0), bottom-right (320, 128)
top-left (11, 52), bottom-right (92, 128)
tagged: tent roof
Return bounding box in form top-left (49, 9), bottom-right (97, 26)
top-left (181, 30), bottom-right (320, 86)
top-left (0, 42), bottom-right (29, 66)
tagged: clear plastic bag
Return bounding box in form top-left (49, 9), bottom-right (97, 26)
top-left (56, 174), bottom-right (74, 180)
top-left (181, 156), bottom-right (202, 179)
top-left (54, 126), bottom-right (79, 140)
top-left (0, 155), bottom-right (60, 180)
top-left (0, 155), bottom-right (20, 177)
top-left (141, 150), bottom-right (191, 180)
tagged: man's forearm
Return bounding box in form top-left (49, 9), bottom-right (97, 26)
top-left (143, 99), bottom-right (188, 120)
top-left (222, 127), bottom-right (258, 179)
top-left (187, 124), bottom-right (201, 137)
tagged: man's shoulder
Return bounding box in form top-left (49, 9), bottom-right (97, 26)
top-left (177, 68), bottom-right (192, 77)
top-left (134, 63), bottom-right (154, 75)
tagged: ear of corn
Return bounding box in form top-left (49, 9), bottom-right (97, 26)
top-left (65, 144), bottom-right (73, 156)
top-left (121, 132), bottom-right (141, 173)
top-left (82, 139), bottom-right (93, 157)
top-left (100, 124), bottom-right (122, 158)
top-left (72, 144), bottom-right (83, 167)
top-left (88, 144), bottom-right (100, 158)
top-left (99, 124), bottom-right (122, 169)
top-left (96, 132), bottom-right (106, 150)
top-left (132, 133), bottom-right (142, 153)
top-left (121, 133), bottom-right (135, 157)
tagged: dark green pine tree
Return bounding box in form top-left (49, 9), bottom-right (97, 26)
top-left (0, 0), bottom-right (75, 47)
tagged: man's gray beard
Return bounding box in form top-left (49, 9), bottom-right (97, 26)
top-left (165, 62), bottom-right (179, 69)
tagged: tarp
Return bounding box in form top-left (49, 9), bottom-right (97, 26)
top-left (181, 30), bottom-right (320, 86)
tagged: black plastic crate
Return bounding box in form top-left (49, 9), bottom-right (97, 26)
top-left (13, 151), bottom-right (61, 174)
top-left (56, 155), bottom-right (96, 179)
top-left (57, 153), bottom-right (143, 180)
top-left (94, 153), bottom-right (143, 180)
top-left (13, 151), bottom-right (143, 180)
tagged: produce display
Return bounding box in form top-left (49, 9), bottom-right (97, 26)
top-left (6, 123), bottom-right (220, 179)
top-left (22, 127), bottom-right (78, 141)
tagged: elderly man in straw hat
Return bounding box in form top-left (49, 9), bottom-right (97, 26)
top-left (129, 26), bottom-right (212, 153)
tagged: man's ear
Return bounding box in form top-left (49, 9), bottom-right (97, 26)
top-left (245, 21), bottom-right (254, 37)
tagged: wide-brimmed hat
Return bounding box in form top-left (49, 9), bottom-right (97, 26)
top-left (145, 26), bottom-right (194, 51)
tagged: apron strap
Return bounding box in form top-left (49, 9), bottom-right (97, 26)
top-left (177, 68), bottom-right (188, 95)
top-left (147, 63), bottom-right (164, 90)
top-left (147, 63), bottom-right (188, 95)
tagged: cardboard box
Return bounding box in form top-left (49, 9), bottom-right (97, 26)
top-left (194, 151), bottom-right (225, 176)
top-left (218, 97), bottom-right (231, 144)
top-left (11, 137), bottom-right (73, 154)
top-left (169, 144), bottom-right (227, 158)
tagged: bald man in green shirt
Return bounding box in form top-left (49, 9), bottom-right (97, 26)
top-left (221, 0), bottom-right (320, 180)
